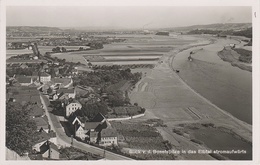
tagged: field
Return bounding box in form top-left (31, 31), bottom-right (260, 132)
top-left (6, 49), bottom-right (33, 59)
top-left (51, 34), bottom-right (197, 66)
top-left (111, 121), bottom-right (176, 160)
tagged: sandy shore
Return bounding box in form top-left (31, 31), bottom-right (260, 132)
top-left (129, 36), bottom-right (252, 160)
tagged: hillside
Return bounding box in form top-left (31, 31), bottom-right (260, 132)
top-left (7, 26), bottom-right (62, 33)
top-left (164, 23), bottom-right (252, 32)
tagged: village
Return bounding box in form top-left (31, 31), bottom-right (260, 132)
top-left (6, 40), bottom-right (145, 160)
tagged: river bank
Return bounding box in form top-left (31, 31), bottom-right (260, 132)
top-left (129, 35), bottom-right (252, 160)
top-left (217, 47), bottom-right (252, 72)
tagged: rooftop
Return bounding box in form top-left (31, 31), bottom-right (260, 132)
top-left (91, 113), bottom-right (106, 123)
top-left (33, 116), bottom-right (48, 130)
top-left (16, 76), bottom-right (32, 84)
top-left (57, 88), bottom-right (74, 94)
top-left (84, 122), bottom-right (101, 130)
top-left (100, 128), bottom-right (117, 138)
top-left (39, 72), bottom-right (50, 77)
top-left (32, 131), bottom-right (56, 145)
top-left (51, 78), bottom-right (72, 86)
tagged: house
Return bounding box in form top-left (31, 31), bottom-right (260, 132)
top-left (74, 124), bottom-right (86, 140)
top-left (34, 116), bottom-right (49, 133)
top-left (68, 113), bottom-right (85, 126)
top-left (16, 76), bottom-right (33, 86)
top-left (89, 131), bottom-right (98, 143)
top-left (49, 93), bottom-right (59, 101)
top-left (84, 122), bottom-right (102, 132)
top-left (32, 131), bottom-right (57, 152)
top-left (91, 113), bottom-right (106, 123)
top-left (40, 84), bottom-right (51, 95)
top-left (71, 69), bottom-right (78, 75)
top-left (67, 113), bottom-right (89, 140)
top-left (65, 100), bottom-right (82, 117)
top-left (83, 113), bottom-right (111, 144)
top-left (39, 72), bottom-right (51, 83)
top-left (51, 78), bottom-right (73, 89)
top-left (20, 63), bottom-right (28, 69)
top-left (99, 128), bottom-right (118, 146)
top-left (75, 86), bottom-right (94, 96)
top-left (40, 141), bottom-right (60, 160)
top-left (57, 88), bottom-right (76, 99)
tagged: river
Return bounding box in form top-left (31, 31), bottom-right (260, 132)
top-left (172, 37), bottom-right (252, 124)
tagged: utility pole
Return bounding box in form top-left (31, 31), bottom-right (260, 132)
top-left (71, 134), bottom-right (73, 146)
top-left (103, 148), bottom-right (106, 158)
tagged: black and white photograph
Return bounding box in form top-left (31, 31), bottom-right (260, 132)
top-left (1, 0), bottom-right (260, 163)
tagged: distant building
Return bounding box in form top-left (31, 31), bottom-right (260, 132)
top-left (39, 72), bottom-right (51, 83)
top-left (16, 76), bottom-right (33, 86)
top-left (57, 88), bottom-right (76, 99)
top-left (51, 78), bottom-right (73, 89)
top-left (71, 69), bottom-right (78, 75)
top-left (155, 31), bottom-right (169, 36)
top-left (20, 63), bottom-right (29, 69)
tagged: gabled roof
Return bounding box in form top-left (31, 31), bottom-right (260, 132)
top-left (75, 124), bottom-right (84, 132)
top-left (34, 116), bottom-right (48, 130)
top-left (39, 72), bottom-right (50, 77)
top-left (32, 131), bottom-right (56, 145)
top-left (16, 76), bottom-right (32, 84)
top-left (40, 141), bottom-right (59, 154)
top-left (57, 88), bottom-right (74, 94)
top-left (95, 121), bottom-right (109, 132)
top-left (100, 128), bottom-right (117, 138)
top-left (67, 113), bottom-right (83, 124)
top-left (51, 78), bottom-right (71, 86)
top-left (91, 113), bottom-right (106, 123)
top-left (84, 122), bottom-right (101, 130)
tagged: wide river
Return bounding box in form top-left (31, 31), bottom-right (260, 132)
top-left (172, 37), bottom-right (252, 124)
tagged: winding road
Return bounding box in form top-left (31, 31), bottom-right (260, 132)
top-left (40, 95), bottom-right (133, 160)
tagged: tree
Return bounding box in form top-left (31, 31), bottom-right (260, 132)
top-left (6, 102), bottom-right (37, 155)
top-left (61, 47), bottom-right (66, 52)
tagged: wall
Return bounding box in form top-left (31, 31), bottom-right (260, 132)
top-left (107, 113), bottom-right (145, 121)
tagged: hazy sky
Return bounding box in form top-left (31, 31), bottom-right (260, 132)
top-left (7, 6), bottom-right (252, 29)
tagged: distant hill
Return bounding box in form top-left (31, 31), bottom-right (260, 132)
top-left (7, 26), bottom-right (62, 33)
top-left (164, 23), bottom-right (252, 32)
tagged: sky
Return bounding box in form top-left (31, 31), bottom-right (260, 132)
top-left (6, 6), bottom-right (252, 29)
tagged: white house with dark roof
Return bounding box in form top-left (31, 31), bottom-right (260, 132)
top-left (39, 72), bottom-right (51, 83)
top-left (57, 88), bottom-right (76, 99)
top-left (65, 100), bottom-right (82, 117)
top-left (99, 128), bottom-right (118, 146)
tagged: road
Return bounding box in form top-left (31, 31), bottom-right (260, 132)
top-left (40, 95), bottom-right (133, 160)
